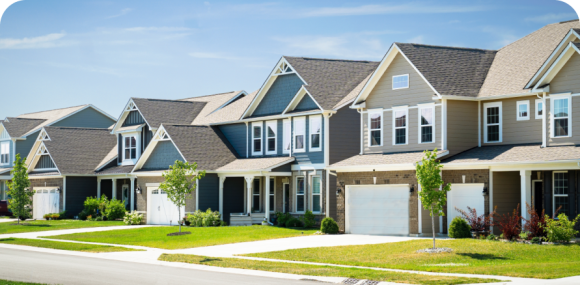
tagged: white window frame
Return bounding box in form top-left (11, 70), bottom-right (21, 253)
top-left (311, 176), bottom-right (322, 213)
top-left (309, 115), bottom-right (322, 152)
top-left (483, 102), bottom-right (502, 143)
top-left (553, 171), bottom-right (568, 216)
top-left (251, 122), bottom-right (263, 156)
top-left (392, 107), bottom-right (408, 145)
top-left (550, 94), bottom-right (572, 138)
top-left (265, 120), bottom-right (277, 155)
top-left (293, 117), bottom-right (306, 153)
top-left (368, 109), bottom-right (383, 147)
top-left (269, 178), bottom-right (276, 213)
top-left (283, 119), bottom-right (291, 154)
top-left (295, 176), bottom-right (305, 213)
top-left (418, 104), bottom-right (435, 144)
top-left (0, 141), bottom-right (9, 165)
top-left (535, 99), bottom-right (543, 120)
top-left (517, 100), bottom-right (530, 121)
top-left (121, 133), bottom-right (140, 165)
top-left (392, 74), bottom-right (409, 90)
top-left (252, 178), bottom-right (261, 213)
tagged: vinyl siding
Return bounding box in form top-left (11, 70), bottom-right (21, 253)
top-left (253, 74), bottom-right (303, 117)
top-left (447, 100), bottom-right (478, 157)
top-left (198, 173), bottom-right (219, 212)
top-left (219, 123), bottom-right (247, 157)
top-left (16, 130), bottom-right (39, 160)
top-left (52, 107), bottom-right (115, 129)
top-left (551, 52), bottom-right (580, 94)
top-left (122, 111), bottom-right (145, 127)
top-left (492, 171), bottom-right (520, 234)
top-left (66, 176), bottom-right (98, 216)
top-left (329, 106), bottom-right (360, 164)
top-left (142, 141), bottom-right (183, 170)
top-left (481, 96), bottom-right (542, 146)
top-left (34, 155), bottom-right (56, 169)
top-left (545, 95), bottom-right (580, 146)
top-left (294, 94), bottom-right (319, 111)
top-left (292, 116), bottom-right (324, 165)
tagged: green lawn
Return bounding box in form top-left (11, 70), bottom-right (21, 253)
top-left (0, 279), bottom-right (50, 285)
top-left (245, 239), bottom-right (580, 279)
top-left (0, 238), bottom-right (142, 253)
top-left (48, 226), bottom-right (319, 249)
top-left (0, 220), bottom-right (125, 234)
top-left (159, 254), bottom-right (501, 285)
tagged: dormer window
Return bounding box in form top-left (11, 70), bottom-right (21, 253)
top-left (124, 136), bottom-right (137, 160)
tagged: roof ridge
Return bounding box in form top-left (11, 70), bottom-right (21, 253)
top-left (178, 91), bottom-right (241, 101)
top-left (44, 126), bottom-right (112, 131)
top-left (132, 97), bottom-right (197, 104)
top-left (18, 104), bottom-right (88, 116)
top-left (395, 42), bottom-right (497, 52)
top-left (5, 117), bottom-right (46, 121)
top-left (284, 56), bottom-right (379, 63)
top-left (498, 20), bottom-right (578, 52)
top-left (553, 19), bottom-right (579, 25)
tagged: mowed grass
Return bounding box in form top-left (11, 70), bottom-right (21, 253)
top-left (159, 254), bottom-right (501, 285)
top-left (0, 238), bottom-right (142, 253)
top-left (48, 226), bottom-right (319, 249)
top-left (0, 279), bottom-right (50, 285)
top-left (246, 239), bottom-right (580, 279)
top-left (0, 220), bottom-right (125, 234)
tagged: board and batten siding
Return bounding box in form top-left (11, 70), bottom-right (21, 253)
top-left (219, 123), bottom-right (247, 157)
top-left (329, 106), bottom-right (360, 165)
top-left (34, 155), bottom-right (56, 169)
top-left (545, 96), bottom-right (580, 146)
top-left (142, 141), bottom-right (183, 170)
top-left (447, 100), bottom-right (478, 157)
top-left (550, 52), bottom-right (580, 94)
top-left (122, 110), bottom-right (145, 127)
top-left (198, 173), bottom-right (219, 212)
top-left (52, 107), bottom-right (116, 129)
top-left (252, 74), bottom-right (303, 117)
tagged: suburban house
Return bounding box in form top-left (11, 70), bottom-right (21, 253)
top-left (327, 20), bottom-right (580, 236)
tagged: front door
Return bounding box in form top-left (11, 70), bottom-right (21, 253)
top-left (533, 180), bottom-right (543, 215)
top-left (283, 183), bottom-right (290, 213)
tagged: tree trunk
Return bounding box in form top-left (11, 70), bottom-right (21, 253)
top-left (431, 206), bottom-right (436, 249)
top-left (178, 208), bottom-right (182, 233)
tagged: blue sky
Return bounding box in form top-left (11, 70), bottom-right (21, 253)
top-left (0, 0), bottom-right (577, 117)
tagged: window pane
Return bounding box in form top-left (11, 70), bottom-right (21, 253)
top-left (371, 130), bottom-right (381, 146)
top-left (554, 99), bottom-right (569, 118)
top-left (254, 126), bottom-right (261, 137)
top-left (555, 197), bottom-right (568, 216)
top-left (131, 149), bottom-right (136, 159)
top-left (296, 135), bottom-right (304, 149)
top-left (252, 195), bottom-right (260, 211)
top-left (254, 139), bottom-right (261, 152)
top-left (537, 102), bottom-right (543, 116)
top-left (268, 138), bottom-right (275, 151)
top-left (421, 126), bottom-right (433, 143)
top-left (253, 179), bottom-right (260, 194)
top-left (297, 195), bottom-right (305, 212)
top-left (487, 107), bottom-right (499, 124)
top-left (311, 134), bottom-right (320, 148)
top-left (269, 195), bottom-right (274, 212)
top-left (519, 104), bottom-right (528, 117)
top-left (268, 126), bottom-right (275, 138)
top-left (124, 149), bottom-right (130, 159)
top-left (297, 177), bottom-right (304, 194)
top-left (555, 118), bottom-right (568, 137)
top-left (421, 108), bottom-right (433, 125)
top-left (370, 113), bottom-right (381, 129)
top-left (312, 177), bottom-right (320, 194)
top-left (487, 125), bottom-right (499, 142)
top-left (270, 179), bottom-right (275, 193)
top-left (283, 121), bottom-right (291, 151)
top-left (554, 172), bottom-right (568, 195)
top-left (313, 195), bottom-right (321, 212)
top-left (130, 137), bottom-right (136, 147)
top-left (311, 119), bottom-right (321, 134)
top-left (393, 75), bottom-right (408, 89)
top-left (395, 111), bottom-right (406, 127)
top-left (395, 128), bottom-right (406, 144)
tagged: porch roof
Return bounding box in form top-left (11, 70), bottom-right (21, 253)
top-left (28, 171), bottom-right (60, 177)
top-left (329, 150), bottom-right (448, 169)
top-left (96, 165), bottom-right (134, 175)
top-left (0, 168), bottom-right (11, 175)
top-left (216, 157), bottom-right (294, 172)
top-left (442, 144), bottom-right (580, 165)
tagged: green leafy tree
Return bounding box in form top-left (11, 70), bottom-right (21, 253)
top-left (159, 160), bottom-right (206, 233)
top-left (7, 154), bottom-right (32, 224)
top-left (416, 149), bottom-right (451, 249)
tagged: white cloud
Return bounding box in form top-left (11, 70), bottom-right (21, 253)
top-left (107, 8), bottom-right (133, 19)
top-left (301, 4), bottom-right (489, 17)
top-left (524, 13), bottom-right (577, 23)
top-left (0, 33), bottom-right (71, 49)
top-left (408, 35), bottom-right (424, 44)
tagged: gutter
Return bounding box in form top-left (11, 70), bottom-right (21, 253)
top-left (435, 91), bottom-right (542, 101)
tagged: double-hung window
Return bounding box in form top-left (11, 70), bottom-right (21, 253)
top-left (283, 119), bottom-right (291, 154)
top-left (419, 105), bottom-right (435, 143)
top-left (551, 95), bottom-right (571, 138)
top-left (0, 142), bottom-right (9, 165)
top-left (252, 122), bottom-right (263, 155)
top-left (252, 179), bottom-right (260, 212)
top-left (517, 100), bottom-right (529, 121)
top-left (553, 171), bottom-right (569, 216)
top-left (311, 176), bottom-right (321, 213)
top-left (296, 176), bottom-right (305, 212)
top-left (124, 136), bottom-right (137, 160)
top-left (393, 107), bottom-right (408, 145)
top-left (368, 110), bottom-right (382, 146)
top-left (294, 117), bottom-right (306, 152)
top-left (266, 121), bottom-right (277, 155)
top-left (269, 178), bottom-right (275, 213)
top-left (484, 102), bottom-right (502, 143)
top-left (309, 116), bottom-right (322, 151)
top-left (535, 99), bottom-right (543, 119)
top-left (392, 74), bottom-right (409, 90)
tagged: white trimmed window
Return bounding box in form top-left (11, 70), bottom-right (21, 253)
top-left (535, 99), bottom-right (543, 119)
top-left (368, 110), bottom-right (382, 146)
top-left (393, 107), bottom-right (408, 145)
top-left (269, 178), bottom-right (275, 213)
top-left (553, 171), bottom-right (569, 216)
top-left (392, 74), bottom-right (409, 90)
top-left (283, 119), bottom-right (291, 154)
top-left (0, 142), bottom-right (9, 165)
top-left (419, 105), bottom-right (435, 143)
top-left (309, 115), bottom-right (322, 151)
top-left (252, 179), bottom-right (261, 212)
top-left (252, 122), bottom-right (263, 155)
top-left (551, 95), bottom-right (571, 138)
top-left (311, 176), bottom-right (321, 213)
top-left (484, 102), bottom-right (502, 143)
top-left (296, 176), bottom-right (305, 212)
top-left (294, 117), bottom-right (306, 152)
top-left (266, 121), bottom-right (277, 155)
top-left (517, 100), bottom-right (530, 121)
top-left (123, 136), bottom-right (137, 160)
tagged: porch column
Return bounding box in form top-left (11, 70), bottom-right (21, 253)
top-left (112, 178), bottom-right (117, 200)
top-left (244, 176), bottom-right (254, 215)
top-left (218, 176), bottom-right (225, 219)
top-left (521, 170), bottom-right (532, 221)
top-left (265, 174), bottom-right (270, 221)
top-left (130, 177), bottom-right (135, 212)
top-left (97, 178), bottom-right (101, 198)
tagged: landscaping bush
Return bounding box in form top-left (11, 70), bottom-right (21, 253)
top-left (448, 216), bottom-right (471, 238)
top-left (523, 203), bottom-right (548, 239)
top-left (59, 210), bottom-right (68, 219)
top-left (519, 232), bottom-right (529, 240)
top-left (531, 236), bottom-right (542, 244)
top-left (83, 195), bottom-right (108, 217)
top-left (301, 210), bottom-right (316, 228)
top-left (78, 209), bottom-right (89, 221)
top-left (43, 213), bottom-right (51, 220)
top-left (543, 213), bottom-right (580, 243)
top-left (186, 209), bottom-right (222, 227)
top-left (183, 216), bottom-right (191, 226)
top-left (285, 217), bottom-right (303, 228)
top-left (276, 212), bottom-right (292, 227)
top-left (320, 217), bottom-right (339, 234)
top-left (105, 199), bottom-right (126, 220)
top-left (494, 204), bottom-right (522, 241)
top-left (51, 213), bottom-right (60, 220)
top-left (455, 206), bottom-right (494, 232)
top-left (486, 233), bottom-right (496, 241)
top-left (123, 211), bottom-right (143, 225)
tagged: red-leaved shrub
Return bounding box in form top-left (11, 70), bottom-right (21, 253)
top-left (522, 203), bottom-right (561, 239)
top-left (493, 204), bottom-right (522, 241)
top-left (455, 206), bottom-right (494, 232)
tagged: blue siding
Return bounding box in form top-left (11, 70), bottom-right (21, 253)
top-left (142, 141), bottom-right (183, 170)
top-left (219, 123), bottom-right (247, 157)
top-left (122, 111), bottom-right (145, 127)
top-left (198, 173), bottom-right (219, 212)
top-left (35, 155), bottom-right (56, 169)
top-left (253, 74), bottom-right (303, 117)
top-left (15, 130), bottom-right (39, 161)
top-left (52, 107), bottom-right (115, 129)
top-left (294, 95), bottom-right (319, 111)
top-left (0, 140), bottom-right (13, 167)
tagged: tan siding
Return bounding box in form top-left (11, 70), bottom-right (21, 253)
top-left (447, 100), bottom-right (478, 156)
top-left (551, 52), bottom-right (580, 94)
top-left (421, 206), bottom-right (439, 235)
top-left (547, 96), bottom-right (580, 145)
top-left (480, 96), bottom-right (542, 146)
top-left (492, 171), bottom-right (520, 234)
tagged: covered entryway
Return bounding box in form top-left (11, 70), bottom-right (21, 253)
top-left (223, 177), bottom-right (245, 224)
top-left (33, 188), bottom-right (59, 219)
top-left (346, 184), bottom-right (410, 235)
top-left (147, 186), bottom-right (183, 225)
top-left (447, 183), bottom-right (485, 230)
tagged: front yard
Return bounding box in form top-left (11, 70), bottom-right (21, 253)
top-left (245, 239), bottom-right (580, 279)
top-left (47, 226), bottom-right (319, 249)
top-left (0, 238), bottom-right (141, 253)
top-left (0, 220), bottom-right (125, 234)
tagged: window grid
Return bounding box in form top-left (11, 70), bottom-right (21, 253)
top-left (269, 178), bottom-right (275, 213)
top-left (392, 74), bottom-right (409, 90)
top-left (369, 112), bottom-right (382, 146)
top-left (394, 109), bottom-right (407, 145)
top-left (310, 116), bottom-right (322, 151)
top-left (296, 177), bottom-right (305, 212)
top-left (312, 176), bottom-right (321, 213)
top-left (124, 136), bottom-right (137, 160)
top-left (485, 105), bottom-right (501, 143)
top-left (553, 98), bottom-right (569, 137)
top-left (419, 106), bottom-right (434, 143)
top-left (252, 123), bottom-right (262, 155)
top-left (252, 179), bottom-right (260, 212)
top-left (554, 172), bottom-right (569, 216)
top-left (0, 142), bottom-right (9, 164)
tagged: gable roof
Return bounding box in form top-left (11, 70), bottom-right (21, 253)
top-left (1, 118), bottom-right (47, 138)
top-left (533, 41), bottom-right (580, 89)
top-left (131, 98), bottom-right (207, 129)
top-left (182, 90), bottom-right (253, 125)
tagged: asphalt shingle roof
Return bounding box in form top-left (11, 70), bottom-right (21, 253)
top-left (16, 105), bottom-right (89, 137)
top-left (131, 98), bottom-right (207, 129)
top-left (442, 144), bottom-right (580, 165)
top-left (96, 165), bottom-right (135, 175)
top-left (182, 91), bottom-right (249, 125)
top-left (1, 118), bottom-right (47, 138)
top-left (217, 157), bottom-right (294, 171)
top-left (330, 150), bottom-right (447, 168)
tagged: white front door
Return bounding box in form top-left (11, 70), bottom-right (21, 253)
top-left (447, 183), bottom-right (485, 230)
top-left (147, 187), bottom-right (183, 225)
top-left (346, 185), bottom-right (410, 235)
top-left (33, 188), bottom-right (59, 219)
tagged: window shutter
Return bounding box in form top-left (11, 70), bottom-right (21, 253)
top-left (117, 134), bottom-right (122, 164)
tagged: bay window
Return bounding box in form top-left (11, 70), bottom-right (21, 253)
top-left (309, 116), bottom-right (321, 151)
top-left (419, 105), bottom-right (434, 143)
top-left (294, 117), bottom-right (305, 152)
top-left (393, 108), bottom-right (408, 145)
top-left (551, 96), bottom-right (571, 138)
top-left (484, 102), bottom-right (502, 143)
top-left (296, 176), bottom-right (305, 212)
top-left (369, 110), bottom-right (382, 146)
top-left (266, 121), bottom-right (277, 155)
top-left (252, 122), bottom-right (262, 155)
top-left (312, 176), bottom-right (321, 213)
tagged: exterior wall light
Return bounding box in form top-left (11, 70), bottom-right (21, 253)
top-left (482, 186), bottom-right (488, 196)
top-left (410, 185), bottom-right (415, 193)
top-left (136, 187), bottom-right (142, 194)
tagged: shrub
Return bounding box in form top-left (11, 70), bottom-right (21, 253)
top-left (83, 196), bottom-right (108, 217)
top-left (519, 232), bottom-right (529, 240)
top-left (123, 211), bottom-right (143, 225)
top-left (95, 216), bottom-right (103, 221)
top-left (58, 210), bottom-right (67, 219)
top-left (276, 212), bottom-right (292, 227)
top-left (285, 217), bottom-right (303, 228)
top-left (455, 206), bottom-right (494, 232)
top-left (320, 217), bottom-right (339, 234)
top-left (522, 203), bottom-right (549, 239)
top-left (51, 213), bottom-right (60, 220)
top-left (186, 209), bottom-right (222, 227)
top-left (43, 213), bottom-right (51, 220)
top-left (448, 217), bottom-right (471, 238)
top-left (78, 210), bottom-right (89, 221)
top-left (486, 233), bottom-right (496, 241)
top-left (494, 204), bottom-right (521, 241)
top-left (543, 213), bottom-right (580, 243)
top-left (183, 216), bottom-right (191, 226)
top-left (301, 210), bottom-right (316, 228)
top-left (105, 199), bottom-right (126, 220)
top-left (531, 237), bottom-right (542, 244)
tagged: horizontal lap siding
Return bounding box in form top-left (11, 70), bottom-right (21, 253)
top-left (53, 108), bottom-right (115, 129)
top-left (551, 52), bottom-right (580, 94)
top-left (219, 123), bottom-right (247, 157)
top-left (198, 174), bottom-right (219, 212)
top-left (253, 74), bottom-right (303, 117)
top-left (16, 130), bottom-right (39, 161)
top-left (547, 97), bottom-right (580, 146)
top-left (481, 96), bottom-right (542, 146)
top-left (447, 100), bottom-right (478, 157)
top-left (294, 95), bottom-right (319, 111)
top-left (66, 176), bottom-right (98, 216)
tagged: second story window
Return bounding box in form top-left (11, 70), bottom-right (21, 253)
top-left (484, 102), bottom-right (502, 143)
top-left (124, 136), bottom-right (137, 160)
top-left (252, 122), bottom-right (262, 155)
top-left (535, 99), bottom-right (543, 119)
top-left (294, 117), bottom-right (306, 152)
top-left (266, 121), bottom-right (276, 155)
top-left (419, 105), bottom-right (434, 143)
top-left (392, 74), bottom-right (409, 90)
top-left (309, 116), bottom-right (322, 151)
top-left (517, 100), bottom-right (529, 121)
top-left (369, 111), bottom-right (382, 146)
top-left (552, 96), bottom-right (570, 138)
top-left (393, 108), bottom-right (408, 145)
top-left (283, 119), bottom-right (291, 154)
top-left (0, 142), bottom-right (8, 164)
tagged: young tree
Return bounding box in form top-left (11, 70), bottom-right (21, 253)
top-left (159, 160), bottom-right (206, 233)
top-left (7, 154), bottom-right (32, 224)
top-left (416, 149), bottom-right (451, 249)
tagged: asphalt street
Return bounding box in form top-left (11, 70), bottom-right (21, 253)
top-left (0, 248), bottom-right (321, 285)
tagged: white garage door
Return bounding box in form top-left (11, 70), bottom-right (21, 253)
top-left (447, 184), bottom-right (485, 230)
top-left (346, 185), bottom-right (410, 235)
top-left (33, 188), bottom-right (59, 220)
top-left (147, 187), bottom-right (183, 225)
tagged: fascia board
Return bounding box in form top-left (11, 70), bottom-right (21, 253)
top-left (111, 99), bottom-right (153, 134)
top-left (533, 42), bottom-right (580, 90)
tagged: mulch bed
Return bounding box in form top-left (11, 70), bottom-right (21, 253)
top-left (167, 231), bottom-right (191, 236)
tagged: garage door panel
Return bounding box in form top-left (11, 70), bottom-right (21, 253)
top-left (447, 184), bottom-right (485, 231)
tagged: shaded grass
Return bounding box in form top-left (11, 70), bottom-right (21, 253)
top-left (246, 239), bottom-right (580, 279)
top-left (0, 220), bottom-right (125, 234)
top-left (0, 238), bottom-right (142, 253)
top-left (48, 226), bottom-right (318, 249)
top-left (159, 254), bottom-right (501, 285)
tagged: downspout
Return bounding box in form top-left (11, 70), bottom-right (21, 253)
top-left (358, 108), bottom-right (363, 155)
top-left (542, 92), bottom-right (547, 148)
top-left (289, 117), bottom-right (293, 157)
top-left (478, 101), bottom-right (481, 147)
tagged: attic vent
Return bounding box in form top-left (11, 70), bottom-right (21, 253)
top-left (274, 61), bottom-right (293, 75)
top-left (37, 145), bottom-right (49, 155)
top-left (39, 130), bottom-right (50, 141)
top-left (126, 101), bottom-right (137, 111)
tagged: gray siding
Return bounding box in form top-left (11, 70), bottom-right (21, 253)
top-left (253, 74), bottom-right (303, 117)
top-left (66, 176), bottom-right (98, 216)
top-left (122, 110), bottom-right (145, 127)
top-left (219, 123), bottom-right (247, 157)
top-left (16, 130), bottom-right (39, 160)
top-left (34, 155), bottom-right (56, 169)
top-left (329, 106), bottom-right (360, 165)
top-left (481, 96), bottom-right (542, 146)
top-left (142, 141), bottom-right (183, 170)
top-left (447, 100), bottom-right (478, 157)
top-left (551, 52), bottom-right (580, 94)
top-left (52, 107), bottom-right (115, 129)
top-left (198, 173), bottom-right (219, 212)
top-left (294, 94), bottom-right (319, 111)
top-left (271, 162), bottom-right (292, 172)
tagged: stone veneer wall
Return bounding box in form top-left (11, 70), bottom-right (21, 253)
top-left (30, 177), bottom-right (64, 214)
